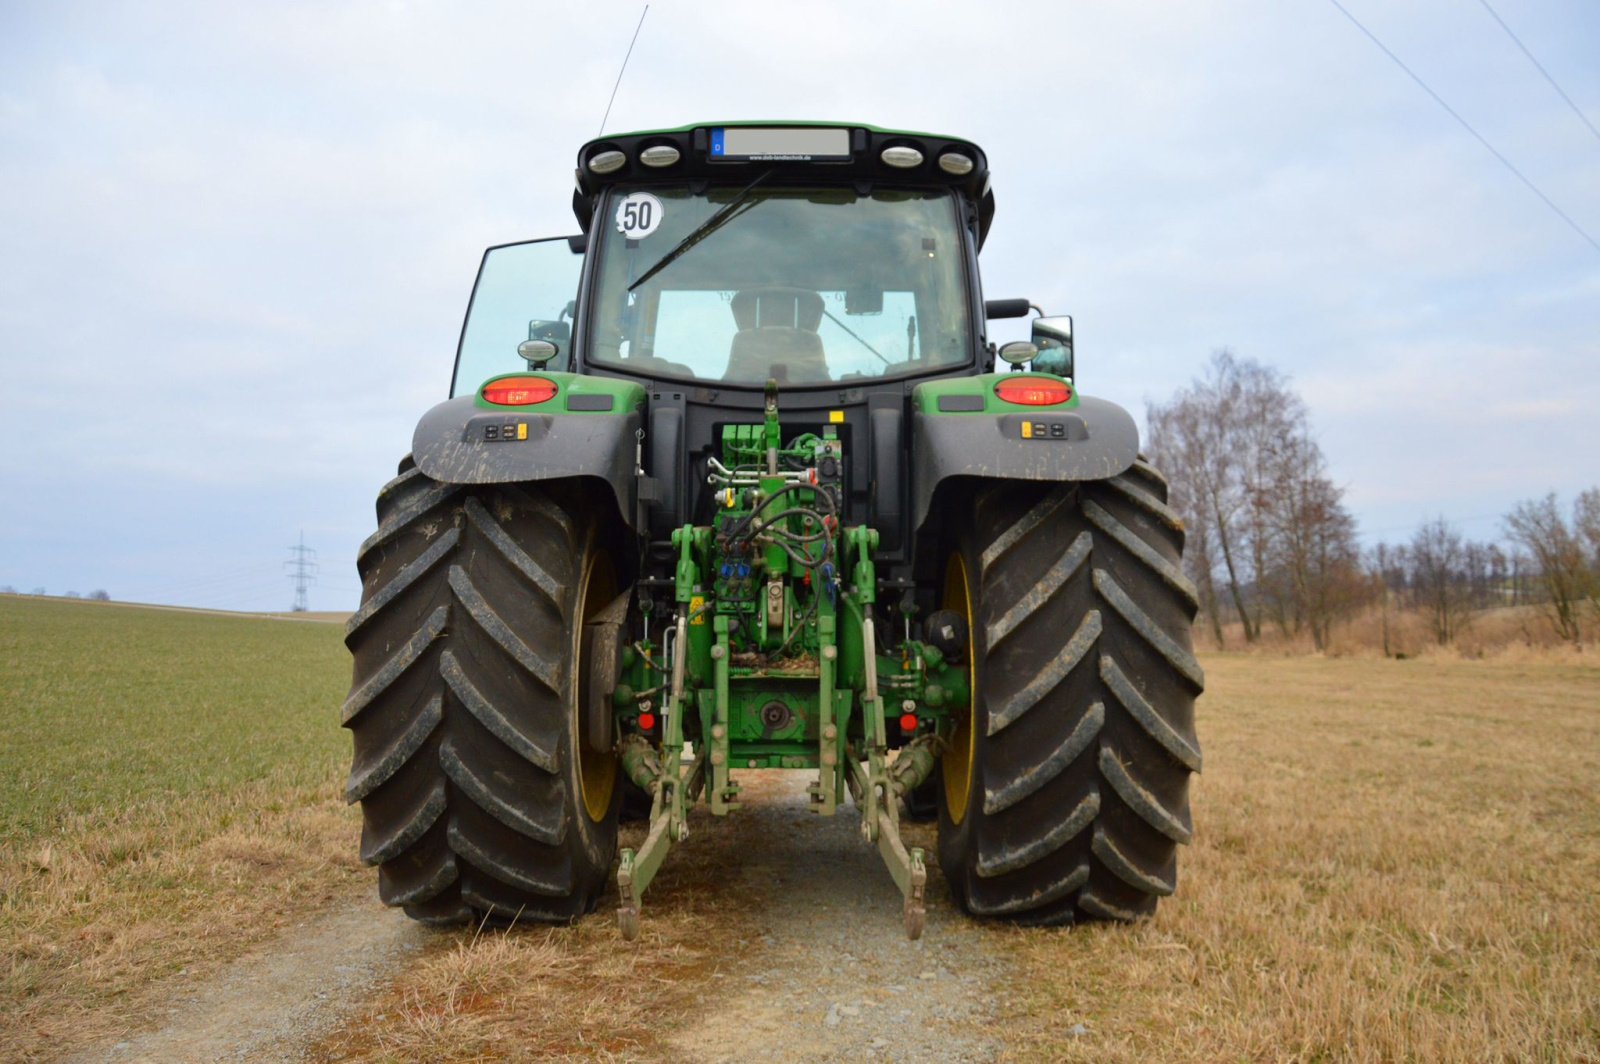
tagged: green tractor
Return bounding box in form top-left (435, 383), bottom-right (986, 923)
top-left (342, 123), bottom-right (1202, 940)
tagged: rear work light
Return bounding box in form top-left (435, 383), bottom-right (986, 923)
top-left (481, 375), bottom-right (558, 406)
top-left (994, 377), bottom-right (1072, 406)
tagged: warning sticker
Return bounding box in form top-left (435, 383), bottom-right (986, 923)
top-left (615, 192), bottom-right (664, 239)
top-left (689, 594), bottom-right (707, 625)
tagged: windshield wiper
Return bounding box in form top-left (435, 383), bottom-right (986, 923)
top-left (627, 171), bottom-right (774, 292)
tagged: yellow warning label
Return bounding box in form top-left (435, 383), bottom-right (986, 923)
top-left (1021, 421), bottom-right (1033, 439)
top-left (828, 410), bottom-right (845, 424)
top-left (516, 423), bottom-right (528, 440)
top-left (689, 595), bottom-right (707, 625)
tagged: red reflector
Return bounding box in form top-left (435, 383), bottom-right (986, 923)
top-left (899, 713), bottom-right (918, 733)
top-left (638, 712), bottom-right (656, 732)
top-left (481, 375), bottom-right (557, 406)
top-left (994, 377), bottom-right (1072, 406)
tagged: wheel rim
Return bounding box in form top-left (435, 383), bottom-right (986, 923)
top-left (941, 552), bottom-right (977, 824)
top-left (575, 548), bottom-right (619, 822)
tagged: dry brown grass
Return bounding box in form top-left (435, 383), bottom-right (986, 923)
top-left (0, 777), bottom-right (364, 1060)
top-left (313, 785), bottom-right (788, 1063)
top-left (1000, 655), bottom-right (1600, 1062)
top-left (1198, 604), bottom-right (1600, 664)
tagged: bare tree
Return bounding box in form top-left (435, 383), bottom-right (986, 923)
top-left (1258, 432), bottom-right (1362, 650)
top-left (1576, 488), bottom-right (1600, 615)
top-left (1504, 492), bottom-right (1596, 646)
top-left (1409, 517), bottom-right (1473, 645)
top-left (1149, 349), bottom-right (1358, 648)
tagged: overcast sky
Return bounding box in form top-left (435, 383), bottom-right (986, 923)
top-left (2, 0), bottom-right (1596, 612)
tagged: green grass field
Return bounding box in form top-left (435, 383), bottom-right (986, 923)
top-left (0, 596), bottom-right (350, 837)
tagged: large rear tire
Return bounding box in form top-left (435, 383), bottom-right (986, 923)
top-left (937, 459), bottom-right (1203, 924)
top-left (342, 465), bottom-right (622, 924)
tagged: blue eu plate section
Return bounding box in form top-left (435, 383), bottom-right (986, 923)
top-left (710, 128), bottom-right (726, 158)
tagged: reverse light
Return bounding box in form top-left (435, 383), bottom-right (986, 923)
top-left (994, 377), bottom-right (1072, 406)
top-left (639, 144), bottom-right (681, 167)
top-left (881, 145), bottom-right (924, 169)
top-left (587, 149), bottom-right (627, 174)
top-left (938, 152), bottom-right (974, 175)
top-left (481, 375), bottom-right (558, 406)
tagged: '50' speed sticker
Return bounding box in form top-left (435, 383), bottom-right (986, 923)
top-left (615, 192), bottom-right (664, 239)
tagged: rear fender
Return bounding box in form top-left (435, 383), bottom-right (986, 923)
top-left (412, 373), bottom-right (647, 529)
top-left (909, 375), bottom-right (1139, 531)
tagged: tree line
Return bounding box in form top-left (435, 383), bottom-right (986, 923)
top-left (1147, 350), bottom-right (1599, 652)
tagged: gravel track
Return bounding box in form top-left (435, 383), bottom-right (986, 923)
top-left (68, 903), bottom-right (427, 1064)
top-left (69, 772), bottom-right (1012, 1063)
top-left (663, 772), bottom-right (1005, 1063)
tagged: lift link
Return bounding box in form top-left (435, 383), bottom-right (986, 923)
top-left (617, 611), bottom-right (692, 941)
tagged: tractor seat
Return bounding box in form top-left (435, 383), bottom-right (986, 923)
top-left (724, 287), bottom-right (831, 384)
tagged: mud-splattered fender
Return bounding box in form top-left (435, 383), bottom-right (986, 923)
top-left (909, 395), bottom-right (1139, 530)
top-left (412, 395), bottom-right (643, 529)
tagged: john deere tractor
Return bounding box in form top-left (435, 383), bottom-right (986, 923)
top-left (343, 123), bottom-right (1202, 939)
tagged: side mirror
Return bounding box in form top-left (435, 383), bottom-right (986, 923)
top-left (998, 340), bottom-right (1038, 367)
top-left (518, 339), bottom-right (559, 368)
top-left (1030, 315), bottom-right (1073, 379)
top-left (521, 319), bottom-right (571, 368)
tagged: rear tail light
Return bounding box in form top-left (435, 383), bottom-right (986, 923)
top-left (481, 375), bottom-right (558, 406)
top-left (994, 377), bottom-right (1072, 406)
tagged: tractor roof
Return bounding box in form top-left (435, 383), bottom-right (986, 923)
top-left (572, 121), bottom-right (996, 246)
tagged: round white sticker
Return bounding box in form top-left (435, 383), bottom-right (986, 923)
top-left (615, 192), bottom-right (664, 239)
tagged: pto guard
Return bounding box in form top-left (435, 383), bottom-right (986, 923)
top-left (910, 392), bottom-right (1140, 530)
top-left (411, 394), bottom-right (644, 528)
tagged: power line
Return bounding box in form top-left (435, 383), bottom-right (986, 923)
top-left (1324, 0), bottom-right (1600, 255)
top-left (1475, 0), bottom-right (1600, 150)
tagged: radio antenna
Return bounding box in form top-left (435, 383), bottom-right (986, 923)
top-left (599, 5), bottom-right (649, 137)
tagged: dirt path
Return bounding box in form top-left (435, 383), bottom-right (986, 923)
top-left (661, 772), bottom-right (1005, 1063)
top-left (71, 774), bottom-right (1014, 1063)
top-left (68, 902), bottom-right (427, 1064)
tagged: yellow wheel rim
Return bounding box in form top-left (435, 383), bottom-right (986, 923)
top-left (575, 548), bottom-right (618, 822)
top-left (941, 552), bottom-right (977, 824)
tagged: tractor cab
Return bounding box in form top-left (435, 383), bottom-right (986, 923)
top-left (453, 123), bottom-right (996, 396)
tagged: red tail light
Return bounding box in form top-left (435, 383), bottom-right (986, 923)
top-left (994, 377), bottom-right (1072, 406)
top-left (481, 375), bottom-right (557, 406)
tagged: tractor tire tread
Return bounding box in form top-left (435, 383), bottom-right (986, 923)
top-left (344, 467), bottom-right (617, 925)
top-left (940, 467), bottom-right (1202, 924)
